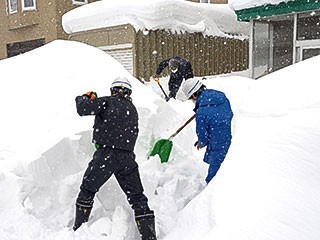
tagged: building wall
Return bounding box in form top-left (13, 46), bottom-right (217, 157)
top-left (135, 30), bottom-right (248, 81)
top-left (0, 0), bottom-right (97, 60)
top-left (69, 24), bottom-right (136, 47)
top-left (68, 25), bottom-right (248, 81)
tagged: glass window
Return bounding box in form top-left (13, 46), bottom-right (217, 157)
top-left (9, 0), bottom-right (18, 13)
top-left (252, 21), bottom-right (271, 79)
top-left (22, 0), bottom-right (36, 10)
top-left (272, 19), bottom-right (294, 71)
top-left (72, 0), bottom-right (87, 5)
top-left (297, 11), bottom-right (320, 40)
top-left (302, 48), bottom-right (320, 60)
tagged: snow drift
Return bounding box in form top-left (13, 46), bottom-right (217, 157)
top-left (1, 39), bottom-right (320, 240)
top-left (62, 0), bottom-right (249, 38)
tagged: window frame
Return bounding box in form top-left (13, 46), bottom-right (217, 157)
top-left (8, 0), bottom-right (18, 14)
top-left (21, 0), bottom-right (36, 11)
top-left (72, 0), bottom-right (88, 6)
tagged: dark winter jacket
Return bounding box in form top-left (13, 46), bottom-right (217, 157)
top-left (156, 57), bottom-right (193, 97)
top-left (194, 89), bottom-right (233, 165)
top-left (75, 95), bottom-right (139, 152)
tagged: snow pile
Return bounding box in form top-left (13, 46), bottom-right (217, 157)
top-left (229, 0), bottom-right (295, 11)
top-left (164, 56), bottom-right (320, 240)
top-left (0, 40), bottom-right (208, 240)
top-left (62, 0), bottom-right (249, 38)
top-left (1, 38), bottom-right (320, 240)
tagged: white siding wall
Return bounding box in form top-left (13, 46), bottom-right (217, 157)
top-left (99, 44), bottom-right (133, 74)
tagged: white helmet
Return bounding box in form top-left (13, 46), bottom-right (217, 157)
top-left (111, 77), bottom-right (132, 90)
top-left (181, 78), bottom-right (203, 100)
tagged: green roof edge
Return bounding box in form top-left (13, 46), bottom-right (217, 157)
top-left (235, 0), bottom-right (320, 21)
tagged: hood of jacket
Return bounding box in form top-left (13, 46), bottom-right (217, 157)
top-left (194, 89), bottom-right (227, 112)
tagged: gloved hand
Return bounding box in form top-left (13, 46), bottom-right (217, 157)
top-left (152, 74), bottom-right (159, 83)
top-left (194, 141), bottom-right (202, 150)
top-left (83, 91), bottom-right (97, 100)
top-left (168, 91), bottom-right (176, 99)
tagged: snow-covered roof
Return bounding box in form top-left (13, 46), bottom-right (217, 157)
top-left (229, 0), bottom-right (294, 11)
top-left (62, 0), bottom-right (249, 38)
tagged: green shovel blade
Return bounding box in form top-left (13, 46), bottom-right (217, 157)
top-left (149, 139), bottom-right (173, 163)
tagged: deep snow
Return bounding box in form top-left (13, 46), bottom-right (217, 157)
top-left (1, 38), bottom-right (320, 240)
top-left (62, 0), bottom-right (249, 38)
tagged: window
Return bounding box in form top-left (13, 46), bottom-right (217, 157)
top-left (297, 11), bottom-right (320, 41)
top-left (200, 0), bottom-right (209, 3)
top-left (8, 0), bottom-right (18, 14)
top-left (22, 0), bottom-right (36, 11)
top-left (72, 0), bottom-right (88, 5)
top-left (6, 38), bottom-right (45, 58)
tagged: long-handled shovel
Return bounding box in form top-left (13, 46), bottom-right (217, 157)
top-left (152, 76), bottom-right (170, 101)
top-left (149, 114), bottom-right (196, 163)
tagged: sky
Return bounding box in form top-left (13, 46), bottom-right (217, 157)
top-left (1, 0), bottom-right (320, 239)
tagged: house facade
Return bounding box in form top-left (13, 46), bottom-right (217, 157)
top-left (69, 24), bottom-right (248, 81)
top-left (0, 0), bottom-right (97, 59)
top-left (232, 0), bottom-right (320, 79)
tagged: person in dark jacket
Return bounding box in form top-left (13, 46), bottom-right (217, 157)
top-left (73, 77), bottom-right (157, 240)
top-left (152, 57), bottom-right (193, 100)
top-left (181, 78), bottom-right (233, 184)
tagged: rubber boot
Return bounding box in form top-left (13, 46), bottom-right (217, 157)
top-left (73, 200), bottom-right (93, 231)
top-left (135, 211), bottom-right (157, 240)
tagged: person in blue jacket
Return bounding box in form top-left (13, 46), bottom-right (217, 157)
top-left (181, 78), bottom-right (233, 184)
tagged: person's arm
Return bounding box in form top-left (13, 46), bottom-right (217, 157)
top-left (195, 113), bottom-right (210, 147)
top-left (75, 95), bottom-right (104, 116)
top-left (156, 58), bottom-right (171, 75)
top-left (185, 61), bottom-right (194, 79)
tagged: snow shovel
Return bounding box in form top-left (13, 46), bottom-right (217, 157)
top-left (152, 76), bottom-right (170, 101)
top-left (149, 114), bottom-right (196, 163)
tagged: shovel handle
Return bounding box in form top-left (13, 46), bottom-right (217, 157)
top-left (168, 114), bottom-right (196, 140)
top-left (152, 76), bottom-right (170, 101)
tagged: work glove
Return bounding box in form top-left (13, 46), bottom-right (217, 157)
top-left (83, 91), bottom-right (97, 100)
top-left (168, 91), bottom-right (176, 99)
top-left (194, 141), bottom-right (202, 150)
top-left (152, 74), bottom-right (159, 83)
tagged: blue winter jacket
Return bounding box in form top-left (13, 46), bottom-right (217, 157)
top-left (194, 89), bottom-right (233, 165)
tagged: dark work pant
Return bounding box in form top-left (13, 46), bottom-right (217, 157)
top-left (77, 146), bottom-right (151, 216)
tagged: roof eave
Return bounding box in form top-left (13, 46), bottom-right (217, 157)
top-left (235, 0), bottom-right (320, 21)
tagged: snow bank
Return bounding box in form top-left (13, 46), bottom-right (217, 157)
top-left (0, 40), bottom-right (207, 239)
top-left (164, 56), bottom-right (320, 240)
top-left (229, 0), bottom-right (294, 11)
top-left (2, 38), bottom-right (320, 240)
top-left (62, 0), bottom-right (249, 38)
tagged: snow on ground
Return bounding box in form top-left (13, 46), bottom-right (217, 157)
top-left (164, 55), bottom-right (320, 240)
top-left (229, 0), bottom-right (294, 11)
top-left (1, 38), bottom-right (320, 240)
top-left (62, 0), bottom-right (249, 38)
top-left (0, 40), bottom-right (208, 240)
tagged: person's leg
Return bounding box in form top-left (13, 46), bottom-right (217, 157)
top-left (205, 161), bottom-right (221, 184)
top-left (115, 151), bottom-right (156, 239)
top-left (74, 147), bottom-right (115, 231)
